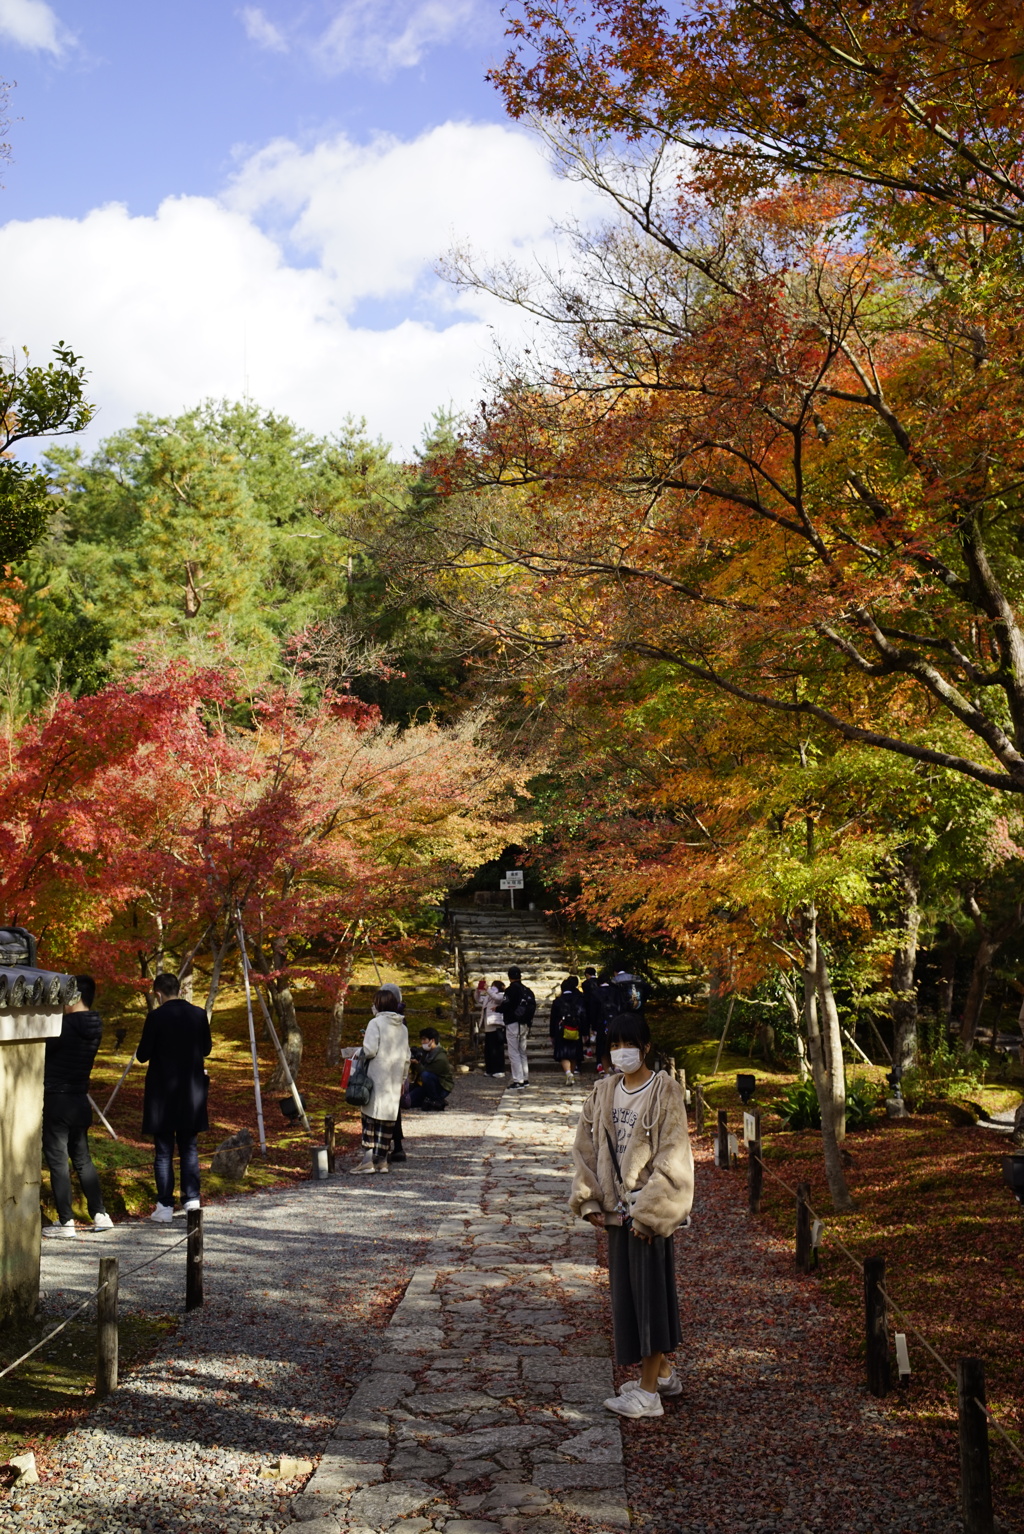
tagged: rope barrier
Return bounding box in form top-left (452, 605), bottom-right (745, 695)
top-left (748, 1143), bottom-right (1024, 1467)
top-left (0, 1224), bottom-right (199, 1385)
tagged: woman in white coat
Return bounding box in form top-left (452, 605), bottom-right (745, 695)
top-left (351, 987), bottom-right (410, 1174)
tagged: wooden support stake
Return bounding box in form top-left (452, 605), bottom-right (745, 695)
top-left (716, 1109), bottom-right (729, 1169)
top-left (324, 1114), bottom-right (336, 1175)
top-left (96, 1256), bottom-right (118, 1399)
top-left (795, 1181), bottom-right (813, 1273)
top-left (186, 1208), bottom-right (204, 1311)
top-left (957, 1358), bottom-right (994, 1534)
top-left (863, 1255), bottom-right (890, 1397)
top-left (748, 1110), bottom-right (763, 1215)
top-left (695, 1083), bottom-right (705, 1135)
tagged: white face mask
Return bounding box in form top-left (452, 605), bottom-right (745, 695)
top-left (611, 1046), bottom-right (643, 1074)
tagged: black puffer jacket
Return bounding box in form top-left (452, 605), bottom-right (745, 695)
top-left (44, 1010), bottom-right (102, 1097)
top-left (137, 998), bottom-right (212, 1137)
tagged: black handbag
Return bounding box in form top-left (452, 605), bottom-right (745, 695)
top-left (345, 1049), bottom-right (374, 1109)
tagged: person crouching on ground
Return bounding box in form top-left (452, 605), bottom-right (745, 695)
top-left (351, 986), bottom-right (410, 1174)
top-left (42, 974), bottom-right (114, 1236)
top-left (138, 972), bottom-right (212, 1221)
top-left (569, 1012), bottom-right (693, 1419)
top-left (404, 1027), bottom-right (454, 1110)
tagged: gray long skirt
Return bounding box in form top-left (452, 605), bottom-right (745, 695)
top-left (606, 1222), bottom-right (682, 1366)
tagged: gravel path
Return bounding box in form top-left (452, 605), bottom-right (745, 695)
top-left (2, 1072), bottom-right (507, 1534)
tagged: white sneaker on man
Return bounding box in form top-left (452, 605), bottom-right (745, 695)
top-left (604, 1387), bottom-right (664, 1418)
top-left (619, 1366), bottom-right (683, 1397)
top-left (43, 1219), bottom-right (78, 1239)
top-left (92, 1212), bottom-right (114, 1230)
top-left (149, 1203), bottom-right (174, 1222)
top-left (183, 1199), bottom-right (201, 1212)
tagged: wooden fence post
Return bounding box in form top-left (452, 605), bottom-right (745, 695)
top-left (748, 1110), bottom-right (763, 1214)
top-left (186, 1208), bottom-right (204, 1311)
top-left (795, 1181), bottom-right (813, 1272)
top-left (695, 1083), bottom-right (705, 1135)
top-left (863, 1255), bottom-right (890, 1397)
top-left (324, 1114), bottom-right (336, 1175)
top-left (957, 1358), bottom-right (994, 1534)
top-left (716, 1109), bottom-right (729, 1169)
top-left (96, 1256), bottom-right (118, 1399)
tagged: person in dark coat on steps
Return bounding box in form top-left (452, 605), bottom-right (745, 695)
top-left (137, 972), bottom-right (212, 1222)
top-left (41, 974), bottom-right (113, 1236)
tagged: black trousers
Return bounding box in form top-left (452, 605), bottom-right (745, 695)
top-left (483, 1029), bottom-right (505, 1074)
top-left (42, 1115), bottom-right (107, 1223)
top-left (606, 1222), bottom-right (682, 1366)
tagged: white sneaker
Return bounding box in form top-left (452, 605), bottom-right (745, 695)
top-left (183, 1199), bottom-right (201, 1212)
top-left (43, 1219), bottom-right (77, 1239)
top-left (604, 1387), bottom-right (664, 1419)
top-left (149, 1203), bottom-right (174, 1222)
top-left (489, 1072), bottom-right (506, 1078)
top-left (92, 1212), bottom-right (114, 1230)
top-left (620, 1367), bottom-right (682, 1397)
top-left (349, 1155), bottom-right (377, 1175)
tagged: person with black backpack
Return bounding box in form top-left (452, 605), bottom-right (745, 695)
top-left (501, 965), bottom-right (535, 1091)
top-left (550, 975), bottom-right (586, 1085)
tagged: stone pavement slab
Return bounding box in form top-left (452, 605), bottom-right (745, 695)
top-left (295, 1076), bottom-right (628, 1532)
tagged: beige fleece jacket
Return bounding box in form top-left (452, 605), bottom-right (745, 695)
top-left (570, 1070), bottom-right (694, 1239)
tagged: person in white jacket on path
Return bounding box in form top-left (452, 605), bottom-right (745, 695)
top-left (350, 987), bottom-right (410, 1174)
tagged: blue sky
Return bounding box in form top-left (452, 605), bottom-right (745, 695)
top-left (0, 2), bottom-right (602, 453)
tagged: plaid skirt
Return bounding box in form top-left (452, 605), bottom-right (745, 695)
top-left (361, 1114), bottom-right (396, 1160)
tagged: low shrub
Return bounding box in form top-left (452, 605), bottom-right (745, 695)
top-left (777, 1075), bottom-right (880, 1131)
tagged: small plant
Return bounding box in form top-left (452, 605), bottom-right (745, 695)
top-left (776, 1075), bottom-right (880, 1131)
top-left (777, 1077), bottom-right (820, 1130)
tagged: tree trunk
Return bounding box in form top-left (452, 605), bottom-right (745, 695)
top-left (960, 935), bottom-right (1001, 1049)
top-left (936, 923), bottom-right (958, 1026)
top-left (204, 929), bottom-right (232, 1020)
top-left (815, 946), bottom-right (847, 1146)
top-left (326, 959), bottom-right (353, 1068)
top-left (803, 910), bottom-right (853, 1210)
top-left (266, 936), bottom-right (302, 1089)
top-left (780, 973), bottom-right (808, 1078)
top-left (890, 859), bottom-right (921, 1072)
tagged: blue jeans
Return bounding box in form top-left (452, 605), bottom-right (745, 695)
top-left (153, 1129), bottom-right (200, 1206)
top-left (407, 1070), bottom-right (450, 1109)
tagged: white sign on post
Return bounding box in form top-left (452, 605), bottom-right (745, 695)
top-left (499, 878), bottom-right (511, 889)
top-left (743, 1111), bottom-right (758, 1144)
top-left (505, 871), bottom-right (524, 888)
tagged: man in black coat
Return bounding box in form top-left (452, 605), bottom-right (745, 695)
top-left (42, 974), bottom-right (113, 1236)
top-left (137, 972), bottom-right (212, 1222)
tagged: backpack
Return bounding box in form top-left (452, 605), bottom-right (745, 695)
top-left (512, 986), bottom-right (536, 1029)
top-left (616, 977), bottom-right (643, 1012)
top-left (559, 992), bottom-right (585, 1042)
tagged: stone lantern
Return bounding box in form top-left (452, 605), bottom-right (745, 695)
top-left (0, 928), bottom-right (77, 1325)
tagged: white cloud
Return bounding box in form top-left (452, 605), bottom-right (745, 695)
top-left (238, 5), bottom-right (288, 54)
top-left (0, 122), bottom-right (603, 456)
top-left (317, 0), bottom-right (482, 75)
top-left (0, 0), bottom-right (67, 54)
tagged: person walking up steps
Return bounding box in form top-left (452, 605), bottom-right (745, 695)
top-left (550, 975), bottom-right (585, 1084)
top-left (501, 965), bottom-right (535, 1091)
top-left (481, 978), bottom-right (506, 1077)
top-left (570, 1012), bottom-right (693, 1418)
top-left (350, 986), bottom-right (410, 1174)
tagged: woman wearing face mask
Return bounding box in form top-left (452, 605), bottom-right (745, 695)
top-left (569, 1013), bottom-right (693, 1419)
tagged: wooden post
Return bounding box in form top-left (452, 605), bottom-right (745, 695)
top-left (186, 1208), bottom-right (204, 1311)
top-left (957, 1358), bottom-right (994, 1534)
top-left (748, 1110), bottom-right (763, 1214)
top-left (716, 1109), bottom-right (729, 1169)
top-left (695, 1083), bottom-right (705, 1135)
top-left (96, 1256), bottom-right (118, 1399)
top-left (795, 1181), bottom-right (813, 1272)
top-left (863, 1255), bottom-right (890, 1397)
top-left (324, 1114), bottom-right (336, 1175)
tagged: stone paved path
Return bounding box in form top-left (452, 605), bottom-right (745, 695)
top-left (292, 1074), bottom-right (627, 1534)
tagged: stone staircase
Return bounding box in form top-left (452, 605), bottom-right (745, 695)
top-left (450, 909), bottom-right (574, 1062)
